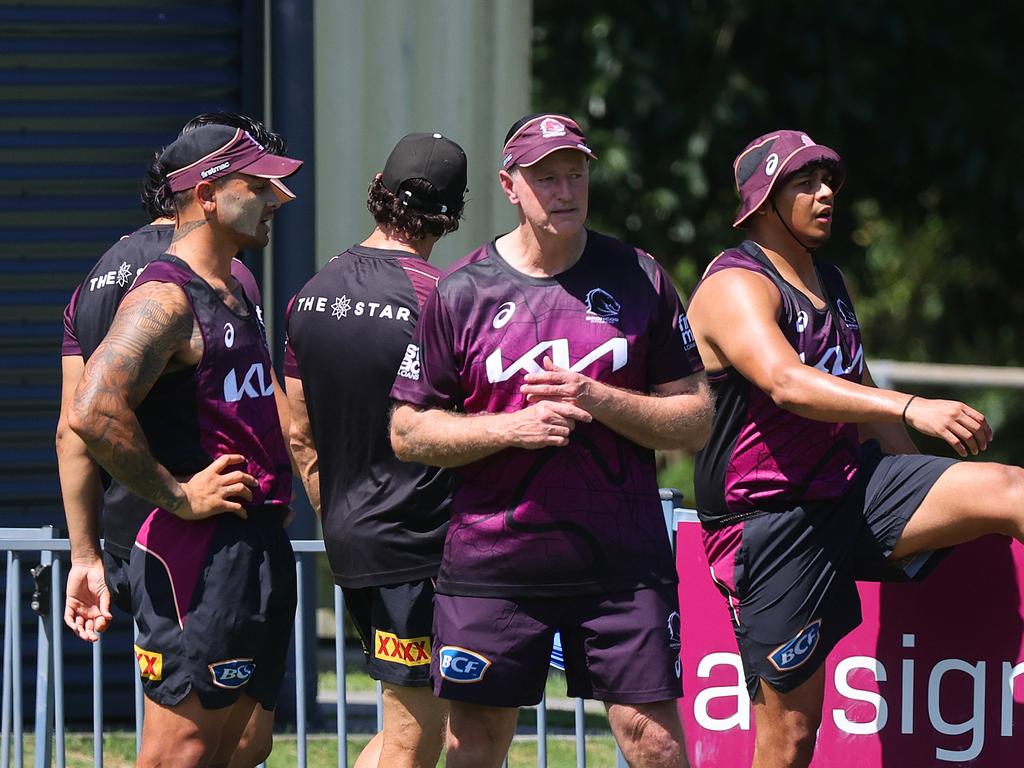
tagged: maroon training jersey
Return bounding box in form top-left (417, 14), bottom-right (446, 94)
top-left (130, 255), bottom-right (290, 510)
top-left (390, 230), bottom-right (704, 597)
top-left (691, 241), bottom-right (864, 528)
top-left (60, 222), bottom-right (269, 556)
top-left (284, 246), bottom-right (453, 589)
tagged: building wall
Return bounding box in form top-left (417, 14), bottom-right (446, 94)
top-left (313, 0), bottom-right (532, 268)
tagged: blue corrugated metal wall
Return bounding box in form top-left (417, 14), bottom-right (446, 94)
top-left (0, 0), bottom-right (263, 723)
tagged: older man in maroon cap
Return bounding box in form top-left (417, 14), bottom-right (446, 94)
top-left (390, 112), bottom-right (712, 768)
top-left (70, 124), bottom-right (302, 767)
top-left (685, 129), bottom-right (1024, 767)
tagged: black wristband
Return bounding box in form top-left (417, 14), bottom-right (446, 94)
top-left (901, 395), bottom-right (917, 425)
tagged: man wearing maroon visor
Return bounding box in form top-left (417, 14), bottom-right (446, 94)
top-left (686, 129), bottom-right (1024, 766)
top-left (391, 113), bottom-right (712, 767)
top-left (70, 124), bottom-right (302, 767)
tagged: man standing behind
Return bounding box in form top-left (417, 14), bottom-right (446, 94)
top-left (70, 124), bottom-right (302, 767)
top-left (285, 133), bottom-right (466, 768)
top-left (390, 113), bottom-right (713, 768)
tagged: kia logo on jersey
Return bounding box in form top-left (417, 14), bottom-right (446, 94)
top-left (485, 338), bottom-right (628, 383)
top-left (223, 363), bottom-right (274, 402)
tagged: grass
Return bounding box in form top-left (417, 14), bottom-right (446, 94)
top-left (17, 732), bottom-right (618, 767)
top-left (321, 667), bottom-right (585, 704)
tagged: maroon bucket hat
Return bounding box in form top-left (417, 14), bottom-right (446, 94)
top-left (163, 124), bottom-right (303, 199)
top-left (732, 130), bottom-right (844, 227)
top-left (501, 114), bottom-right (597, 170)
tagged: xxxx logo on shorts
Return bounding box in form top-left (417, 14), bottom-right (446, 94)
top-left (374, 630), bottom-right (431, 667)
top-left (134, 645), bottom-right (162, 681)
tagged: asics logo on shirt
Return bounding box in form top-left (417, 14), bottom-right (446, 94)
top-left (485, 338), bottom-right (628, 383)
top-left (223, 363), bottom-right (274, 402)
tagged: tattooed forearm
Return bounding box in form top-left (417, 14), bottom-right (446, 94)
top-left (68, 281), bottom-right (196, 513)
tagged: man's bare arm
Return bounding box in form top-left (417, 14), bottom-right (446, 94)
top-left (520, 359), bottom-right (713, 452)
top-left (285, 375), bottom-right (320, 514)
top-left (857, 364), bottom-right (919, 454)
top-left (68, 282), bottom-right (256, 518)
top-left (687, 268), bottom-right (991, 458)
top-left (57, 354), bottom-right (111, 641)
top-left (390, 399), bottom-right (593, 468)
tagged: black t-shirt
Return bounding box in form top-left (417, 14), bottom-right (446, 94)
top-left (61, 224), bottom-right (268, 558)
top-left (284, 246), bottom-right (454, 588)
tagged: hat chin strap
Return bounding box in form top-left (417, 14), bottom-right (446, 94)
top-left (771, 198), bottom-right (816, 255)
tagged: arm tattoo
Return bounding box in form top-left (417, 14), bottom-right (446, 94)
top-left (71, 282), bottom-right (195, 513)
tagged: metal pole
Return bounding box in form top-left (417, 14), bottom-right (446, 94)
top-left (133, 620), bottom-right (143, 755)
top-left (32, 553), bottom-right (52, 768)
top-left (12, 553), bottom-right (23, 768)
top-left (2, 552), bottom-right (14, 768)
top-left (51, 559), bottom-right (65, 768)
top-left (334, 587), bottom-right (347, 768)
top-left (92, 636), bottom-right (102, 768)
top-left (375, 682), bottom-right (383, 734)
top-left (575, 697), bottom-right (586, 768)
top-left (294, 556), bottom-right (307, 768)
top-left (536, 691), bottom-right (547, 768)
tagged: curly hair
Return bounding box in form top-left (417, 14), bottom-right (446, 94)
top-left (141, 112), bottom-right (286, 219)
top-left (366, 177), bottom-right (463, 241)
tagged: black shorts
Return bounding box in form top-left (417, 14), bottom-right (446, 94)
top-left (702, 442), bottom-right (957, 699)
top-left (129, 506), bottom-right (296, 710)
top-left (343, 579), bottom-right (435, 687)
top-left (103, 549), bottom-right (132, 615)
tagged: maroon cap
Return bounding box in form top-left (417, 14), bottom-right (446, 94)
top-left (163, 124), bottom-right (303, 199)
top-left (501, 114), bottom-right (597, 170)
top-left (732, 130), bottom-right (844, 227)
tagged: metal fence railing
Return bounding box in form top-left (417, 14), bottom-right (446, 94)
top-left (0, 493), bottom-right (693, 768)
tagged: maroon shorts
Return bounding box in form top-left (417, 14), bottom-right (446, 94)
top-left (432, 584), bottom-right (682, 707)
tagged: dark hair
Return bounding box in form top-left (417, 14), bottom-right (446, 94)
top-left (777, 157), bottom-right (841, 188)
top-left (141, 112), bottom-right (286, 219)
top-left (366, 176), bottom-right (463, 241)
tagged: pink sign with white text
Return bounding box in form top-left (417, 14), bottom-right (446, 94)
top-left (677, 528), bottom-right (1024, 766)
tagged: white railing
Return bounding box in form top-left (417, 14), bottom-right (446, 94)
top-left (0, 493), bottom-right (690, 768)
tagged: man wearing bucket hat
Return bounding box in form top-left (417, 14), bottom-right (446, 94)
top-left (70, 123), bottom-right (303, 766)
top-left (390, 113), bottom-right (713, 768)
top-left (685, 129), bottom-right (1024, 766)
top-left (285, 132), bottom-right (466, 768)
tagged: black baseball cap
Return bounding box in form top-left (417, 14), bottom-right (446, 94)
top-left (382, 133), bottom-right (468, 215)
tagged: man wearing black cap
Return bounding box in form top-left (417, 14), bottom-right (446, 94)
top-left (685, 129), bottom-right (1024, 767)
top-left (390, 113), bottom-right (712, 768)
top-left (285, 132), bottom-right (466, 768)
top-left (69, 124), bottom-right (303, 766)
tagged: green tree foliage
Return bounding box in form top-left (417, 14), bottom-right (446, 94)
top-left (533, 0), bottom-right (1023, 362)
top-left (533, 1), bottom-right (1024, 465)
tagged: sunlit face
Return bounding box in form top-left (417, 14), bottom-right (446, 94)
top-left (214, 174), bottom-right (282, 249)
top-left (770, 164), bottom-right (836, 247)
top-left (501, 150), bottom-right (589, 237)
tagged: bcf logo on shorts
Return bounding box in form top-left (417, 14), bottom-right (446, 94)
top-left (374, 629), bottom-right (431, 667)
top-left (208, 658), bottom-right (256, 689)
top-left (438, 646), bottom-right (491, 683)
top-left (768, 619), bottom-right (822, 672)
top-left (134, 645), bottom-right (162, 681)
